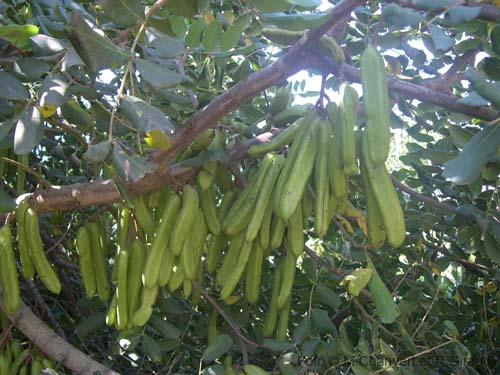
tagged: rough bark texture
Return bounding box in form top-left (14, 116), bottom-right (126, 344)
top-left (0, 287), bottom-right (120, 375)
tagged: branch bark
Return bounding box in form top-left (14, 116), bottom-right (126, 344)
top-left (149, 0), bottom-right (363, 168)
top-left (388, 0), bottom-right (500, 22)
top-left (313, 55), bottom-right (499, 121)
top-left (12, 0), bottom-right (499, 215)
top-left (0, 287), bottom-right (120, 375)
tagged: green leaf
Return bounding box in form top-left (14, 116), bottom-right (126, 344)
top-left (202, 21), bottom-right (222, 52)
top-left (379, 339), bottom-right (396, 359)
top-left (202, 334), bottom-right (233, 362)
top-left (165, 0), bottom-right (198, 17)
top-left (287, 0), bottom-right (321, 9)
top-left (136, 59), bottom-right (183, 89)
top-left (310, 308), bottom-right (337, 335)
top-left (142, 335), bottom-right (163, 363)
top-left (0, 71), bottom-right (29, 100)
top-left (340, 268), bottom-right (372, 297)
top-left (14, 105), bottom-right (43, 155)
top-left (61, 99), bottom-right (94, 128)
top-left (121, 95), bottom-right (175, 134)
top-left (428, 24), bottom-right (454, 52)
top-left (262, 339), bottom-right (295, 352)
top-left (490, 24), bottom-right (500, 57)
top-left (352, 365), bottom-right (372, 375)
top-left (483, 234), bottom-right (500, 264)
top-left (101, 0), bottom-right (144, 27)
top-left (466, 70), bottom-right (500, 109)
top-left (146, 28), bottom-right (185, 59)
top-left (367, 259), bottom-right (400, 324)
top-left (264, 12), bottom-right (330, 31)
top-left (145, 28), bottom-right (185, 58)
top-left (39, 74), bottom-right (69, 107)
top-left (448, 6), bottom-right (481, 23)
top-left (62, 47), bottom-right (86, 71)
top-left (382, 4), bottom-right (425, 27)
top-left (443, 124), bottom-right (500, 185)
top-left (149, 315), bottom-right (182, 339)
top-left (12, 58), bottom-right (50, 81)
top-left (111, 143), bottom-right (158, 182)
top-left (338, 323), bottom-right (354, 357)
top-left (412, 0), bottom-right (449, 10)
top-left (314, 283), bottom-right (341, 308)
top-left (0, 118), bottom-right (15, 142)
top-left (220, 25), bottom-right (246, 52)
top-left (443, 320), bottom-right (459, 339)
top-left (301, 257), bottom-right (318, 282)
top-left (481, 57), bottom-right (500, 80)
top-left (29, 34), bottom-right (65, 56)
top-left (420, 149), bottom-right (457, 164)
top-left (457, 92), bottom-right (490, 107)
top-left (449, 125), bottom-right (473, 148)
top-left (176, 148), bottom-right (231, 168)
top-left (75, 312), bottom-right (106, 338)
top-left (249, 0), bottom-right (291, 13)
top-left (83, 141), bottom-right (110, 163)
top-left (292, 317), bottom-right (310, 344)
top-left (0, 187), bottom-right (16, 213)
top-left (65, 11), bottom-right (129, 72)
top-left (186, 19), bottom-right (205, 48)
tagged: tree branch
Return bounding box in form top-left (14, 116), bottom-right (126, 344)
top-left (312, 55), bottom-right (499, 121)
top-left (9, 0), bottom-right (498, 216)
top-left (149, 0), bottom-right (363, 168)
top-left (390, 176), bottom-right (458, 213)
top-left (0, 287), bottom-right (120, 375)
top-left (388, 0), bottom-right (500, 22)
top-left (192, 281), bottom-right (259, 348)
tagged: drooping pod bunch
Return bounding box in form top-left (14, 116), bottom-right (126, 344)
top-left (0, 338), bottom-right (56, 375)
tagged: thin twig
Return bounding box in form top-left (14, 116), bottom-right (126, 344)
top-left (192, 281), bottom-right (259, 348)
top-left (411, 284), bottom-right (440, 339)
top-left (238, 336), bottom-right (249, 365)
top-left (0, 157), bottom-right (51, 190)
top-left (370, 339), bottom-right (456, 375)
top-left (391, 176), bottom-right (457, 213)
top-left (351, 297), bottom-right (401, 341)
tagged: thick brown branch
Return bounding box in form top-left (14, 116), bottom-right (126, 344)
top-left (15, 0), bottom-right (499, 215)
top-left (313, 56), bottom-right (499, 121)
top-left (388, 0), bottom-right (500, 22)
top-left (0, 287), bottom-right (120, 375)
top-left (28, 129), bottom-right (268, 214)
top-left (149, 0), bottom-right (363, 168)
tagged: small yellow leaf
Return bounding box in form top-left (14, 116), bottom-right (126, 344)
top-left (144, 129), bottom-right (172, 151)
top-left (340, 268), bottom-right (373, 296)
top-left (38, 104), bottom-right (57, 118)
top-left (204, 11), bottom-right (215, 24)
top-left (357, 215), bottom-right (367, 238)
top-left (224, 295), bottom-right (240, 305)
top-left (454, 291), bottom-right (463, 306)
top-left (417, 237), bottom-right (423, 251)
top-left (428, 261), bottom-right (441, 276)
top-left (485, 281), bottom-right (497, 293)
top-left (336, 215), bottom-right (354, 234)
